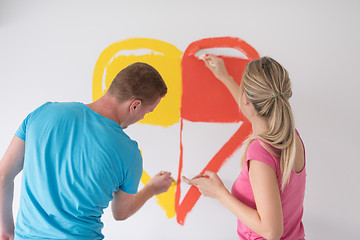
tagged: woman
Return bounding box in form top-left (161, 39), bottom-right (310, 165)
top-left (183, 55), bottom-right (306, 240)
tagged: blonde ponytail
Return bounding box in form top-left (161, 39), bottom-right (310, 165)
top-left (240, 57), bottom-right (296, 191)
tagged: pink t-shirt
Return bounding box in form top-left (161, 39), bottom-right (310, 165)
top-left (231, 133), bottom-right (306, 239)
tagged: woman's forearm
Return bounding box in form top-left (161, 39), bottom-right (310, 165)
top-left (218, 75), bottom-right (241, 109)
top-left (217, 190), bottom-right (261, 229)
top-left (217, 191), bottom-right (282, 240)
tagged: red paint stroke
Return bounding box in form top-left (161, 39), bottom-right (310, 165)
top-left (175, 119), bottom-right (252, 225)
top-left (181, 37), bottom-right (260, 122)
top-left (175, 37), bottom-right (259, 225)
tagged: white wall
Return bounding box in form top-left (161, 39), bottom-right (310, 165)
top-left (1, 0), bottom-right (360, 239)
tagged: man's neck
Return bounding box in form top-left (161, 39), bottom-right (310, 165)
top-left (86, 94), bottom-right (125, 125)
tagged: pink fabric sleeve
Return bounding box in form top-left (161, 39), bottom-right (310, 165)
top-left (246, 139), bottom-right (277, 172)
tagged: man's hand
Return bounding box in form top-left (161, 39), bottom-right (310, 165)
top-left (112, 170), bottom-right (174, 220)
top-left (146, 171), bottom-right (174, 195)
top-left (0, 232), bottom-right (14, 240)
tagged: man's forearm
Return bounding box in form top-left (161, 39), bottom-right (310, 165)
top-left (112, 171), bottom-right (173, 221)
top-left (0, 178), bottom-right (15, 238)
top-left (0, 136), bottom-right (25, 238)
top-left (112, 184), bottom-right (156, 221)
top-left (121, 184), bottom-right (154, 220)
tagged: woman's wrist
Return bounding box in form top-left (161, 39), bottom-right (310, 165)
top-left (218, 74), bottom-right (233, 85)
top-left (216, 186), bottom-right (232, 203)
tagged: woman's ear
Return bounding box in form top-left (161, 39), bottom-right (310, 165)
top-left (242, 92), bottom-right (251, 106)
top-left (129, 100), bottom-right (142, 113)
top-left (244, 95), bottom-right (259, 118)
top-left (242, 92), bottom-right (257, 117)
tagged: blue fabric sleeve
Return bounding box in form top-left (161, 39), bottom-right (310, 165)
top-left (15, 117), bottom-right (28, 141)
top-left (15, 103), bottom-right (48, 140)
top-left (119, 148), bottom-right (143, 194)
top-left (15, 102), bottom-right (51, 141)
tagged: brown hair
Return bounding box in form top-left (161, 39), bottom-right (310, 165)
top-left (241, 57), bottom-right (296, 191)
top-left (107, 62), bottom-right (167, 105)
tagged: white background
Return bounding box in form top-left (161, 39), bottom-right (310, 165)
top-left (1, 0), bottom-right (360, 239)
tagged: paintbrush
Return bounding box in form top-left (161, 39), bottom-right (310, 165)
top-left (198, 53), bottom-right (216, 67)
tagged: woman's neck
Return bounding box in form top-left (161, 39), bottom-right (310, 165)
top-left (250, 115), bottom-right (268, 136)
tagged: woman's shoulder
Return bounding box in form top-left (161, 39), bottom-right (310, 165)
top-left (247, 139), bottom-right (277, 159)
top-left (247, 138), bottom-right (263, 152)
top-left (248, 138), bottom-right (279, 156)
top-left (246, 140), bottom-right (278, 176)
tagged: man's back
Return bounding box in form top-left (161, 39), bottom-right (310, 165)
top-left (14, 102), bottom-right (143, 240)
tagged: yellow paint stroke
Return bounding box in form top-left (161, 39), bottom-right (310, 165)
top-left (140, 170), bottom-right (176, 219)
top-left (93, 39), bottom-right (182, 218)
top-left (92, 38), bottom-right (183, 127)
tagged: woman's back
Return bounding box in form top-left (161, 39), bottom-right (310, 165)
top-left (280, 131), bottom-right (306, 239)
top-left (293, 134), bottom-right (305, 173)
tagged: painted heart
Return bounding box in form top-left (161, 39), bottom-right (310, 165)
top-left (92, 37), bottom-right (259, 225)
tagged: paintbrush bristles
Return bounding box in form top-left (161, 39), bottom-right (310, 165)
top-left (198, 53), bottom-right (215, 67)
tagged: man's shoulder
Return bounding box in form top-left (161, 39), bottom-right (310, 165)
top-left (34, 101), bottom-right (82, 113)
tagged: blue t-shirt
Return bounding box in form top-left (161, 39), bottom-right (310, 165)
top-left (14, 102), bottom-right (143, 240)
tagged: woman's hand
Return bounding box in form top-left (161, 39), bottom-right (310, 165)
top-left (200, 54), bottom-right (241, 108)
top-left (182, 170), bottom-right (229, 200)
top-left (202, 54), bottom-right (231, 83)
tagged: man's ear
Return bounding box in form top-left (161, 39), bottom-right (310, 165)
top-left (129, 99), bottom-right (142, 113)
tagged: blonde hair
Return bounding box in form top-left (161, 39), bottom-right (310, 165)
top-left (241, 56), bottom-right (296, 191)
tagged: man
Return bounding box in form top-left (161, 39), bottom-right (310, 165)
top-left (0, 62), bottom-right (174, 240)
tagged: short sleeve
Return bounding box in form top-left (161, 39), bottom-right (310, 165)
top-left (246, 139), bottom-right (277, 172)
top-left (15, 116), bottom-right (29, 141)
top-left (15, 102), bottom-right (51, 141)
top-left (119, 147), bottom-right (143, 194)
